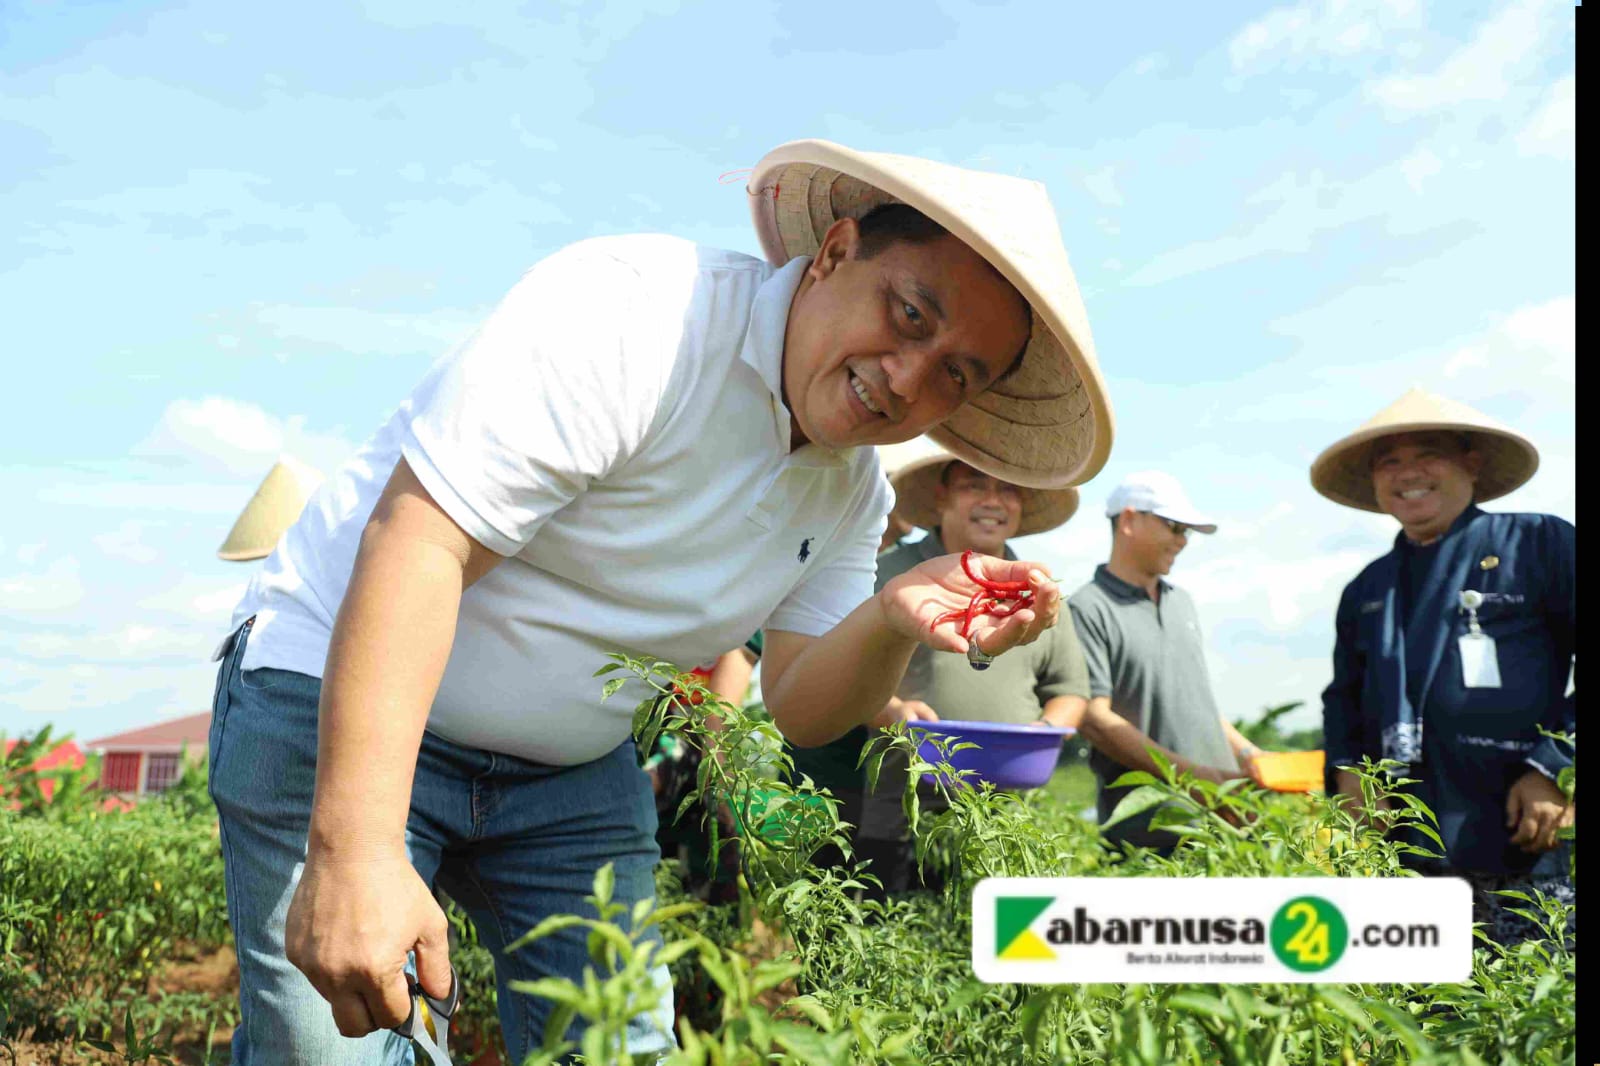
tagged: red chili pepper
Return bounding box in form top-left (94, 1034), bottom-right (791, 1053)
top-left (931, 551), bottom-right (1035, 639)
top-left (960, 550), bottom-right (1031, 594)
top-left (672, 678), bottom-right (708, 707)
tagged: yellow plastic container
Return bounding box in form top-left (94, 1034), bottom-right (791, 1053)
top-left (1253, 750), bottom-right (1326, 792)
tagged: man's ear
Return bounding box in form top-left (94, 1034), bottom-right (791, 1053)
top-left (809, 216), bottom-right (861, 283)
top-left (1461, 450), bottom-right (1485, 482)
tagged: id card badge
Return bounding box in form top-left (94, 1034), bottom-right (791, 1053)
top-left (1459, 632), bottom-right (1502, 688)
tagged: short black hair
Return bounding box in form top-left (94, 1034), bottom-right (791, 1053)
top-left (937, 459), bottom-right (980, 487)
top-left (854, 202), bottom-right (951, 258)
top-left (853, 203), bottom-right (1032, 382)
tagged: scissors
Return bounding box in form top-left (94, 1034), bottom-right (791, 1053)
top-left (393, 964), bottom-right (459, 1066)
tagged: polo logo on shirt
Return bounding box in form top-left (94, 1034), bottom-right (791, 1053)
top-left (797, 537), bottom-right (814, 563)
top-left (1359, 599), bottom-right (1385, 614)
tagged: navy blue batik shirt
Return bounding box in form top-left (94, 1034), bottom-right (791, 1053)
top-left (1321, 506), bottom-right (1575, 874)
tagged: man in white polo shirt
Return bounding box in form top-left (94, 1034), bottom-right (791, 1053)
top-left (208, 140), bottom-right (1111, 1063)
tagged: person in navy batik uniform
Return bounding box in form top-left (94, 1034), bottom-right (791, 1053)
top-left (1313, 388), bottom-right (1574, 946)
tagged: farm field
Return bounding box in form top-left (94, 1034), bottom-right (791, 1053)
top-left (1, 669), bottom-right (1576, 1066)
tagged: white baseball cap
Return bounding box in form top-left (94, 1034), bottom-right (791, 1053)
top-left (1104, 470), bottom-right (1217, 534)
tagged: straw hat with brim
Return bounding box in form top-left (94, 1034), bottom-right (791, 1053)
top-left (1310, 388), bottom-right (1539, 513)
top-left (217, 457), bottom-right (325, 561)
top-left (889, 449), bottom-right (1079, 538)
top-left (748, 139), bottom-right (1113, 490)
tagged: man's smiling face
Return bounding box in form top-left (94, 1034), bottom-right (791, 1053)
top-left (933, 461), bottom-right (1023, 556)
top-left (780, 214), bottom-right (1031, 452)
top-left (1369, 431), bottom-right (1482, 542)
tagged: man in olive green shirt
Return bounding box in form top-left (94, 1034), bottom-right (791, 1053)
top-left (789, 445), bottom-right (1089, 898)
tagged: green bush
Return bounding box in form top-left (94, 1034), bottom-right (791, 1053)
top-left (2, 729), bottom-right (235, 1060)
top-left (500, 654), bottom-right (1577, 1066)
top-left (0, 795), bottom-right (233, 1042)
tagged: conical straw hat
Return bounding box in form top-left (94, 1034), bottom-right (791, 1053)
top-left (217, 456), bottom-right (325, 561)
top-left (1310, 388), bottom-right (1539, 512)
top-left (879, 437), bottom-right (1078, 537)
top-left (748, 139), bottom-right (1113, 490)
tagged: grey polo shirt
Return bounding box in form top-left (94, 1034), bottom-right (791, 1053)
top-left (1068, 564), bottom-right (1237, 847)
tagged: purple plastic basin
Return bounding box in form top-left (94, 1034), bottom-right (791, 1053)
top-left (912, 719), bottom-right (1075, 789)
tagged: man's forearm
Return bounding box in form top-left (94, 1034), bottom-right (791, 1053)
top-left (1040, 695), bottom-right (1087, 729)
top-left (309, 526), bottom-right (468, 861)
top-left (1221, 719), bottom-right (1258, 762)
top-left (1079, 698), bottom-right (1206, 779)
top-left (764, 597), bottom-right (918, 747)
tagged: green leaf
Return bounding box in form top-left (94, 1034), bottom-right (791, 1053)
top-left (640, 901), bottom-right (705, 929)
top-left (1166, 991), bottom-right (1228, 1019)
top-left (1108, 770), bottom-right (1163, 790)
top-left (591, 863), bottom-right (615, 908)
top-left (1101, 785), bottom-right (1172, 830)
top-left (508, 977), bottom-right (589, 1009)
top-left (782, 994), bottom-right (835, 1032)
top-left (506, 913), bottom-right (588, 952)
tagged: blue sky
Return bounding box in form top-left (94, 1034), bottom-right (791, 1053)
top-left (1, 0), bottom-right (1574, 745)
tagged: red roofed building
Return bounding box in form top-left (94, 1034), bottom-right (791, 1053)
top-left (1, 737), bottom-right (86, 802)
top-left (87, 712), bottom-right (211, 799)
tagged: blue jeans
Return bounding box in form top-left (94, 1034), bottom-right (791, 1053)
top-left (208, 619), bottom-right (675, 1064)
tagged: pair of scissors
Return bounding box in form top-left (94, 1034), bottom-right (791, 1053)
top-left (393, 965), bottom-right (459, 1066)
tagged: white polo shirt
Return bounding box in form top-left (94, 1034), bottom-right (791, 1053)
top-left (227, 235), bottom-right (891, 765)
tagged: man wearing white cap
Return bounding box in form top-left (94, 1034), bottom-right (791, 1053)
top-left (1068, 471), bottom-right (1263, 851)
top-left (206, 140), bottom-right (1110, 1062)
top-left (1314, 388), bottom-right (1573, 945)
top-left (789, 439), bottom-right (1090, 899)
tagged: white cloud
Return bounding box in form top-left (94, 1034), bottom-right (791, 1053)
top-left (133, 396), bottom-right (357, 479)
top-left (1229, 0), bottom-right (1421, 72)
top-left (1398, 147), bottom-right (1442, 193)
top-left (35, 481), bottom-right (264, 516)
top-left (0, 556), bottom-right (86, 613)
top-left (1438, 296), bottom-right (1574, 389)
top-left (135, 396), bottom-right (286, 477)
top-left (1516, 74), bottom-right (1575, 160)
top-left (1125, 169), bottom-right (1357, 287)
top-left (1366, 0), bottom-right (1548, 115)
top-left (1082, 165), bottom-right (1124, 208)
top-left (0, 656), bottom-right (216, 733)
top-left (1183, 547), bottom-right (1375, 628)
top-left (11, 624), bottom-right (205, 662)
top-left (1234, 294), bottom-right (1573, 430)
top-left (248, 303), bottom-right (482, 359)
top-left (135, 577), bottom-right (248, 623)
top-left (91, 521), bottom-right (163, 565)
